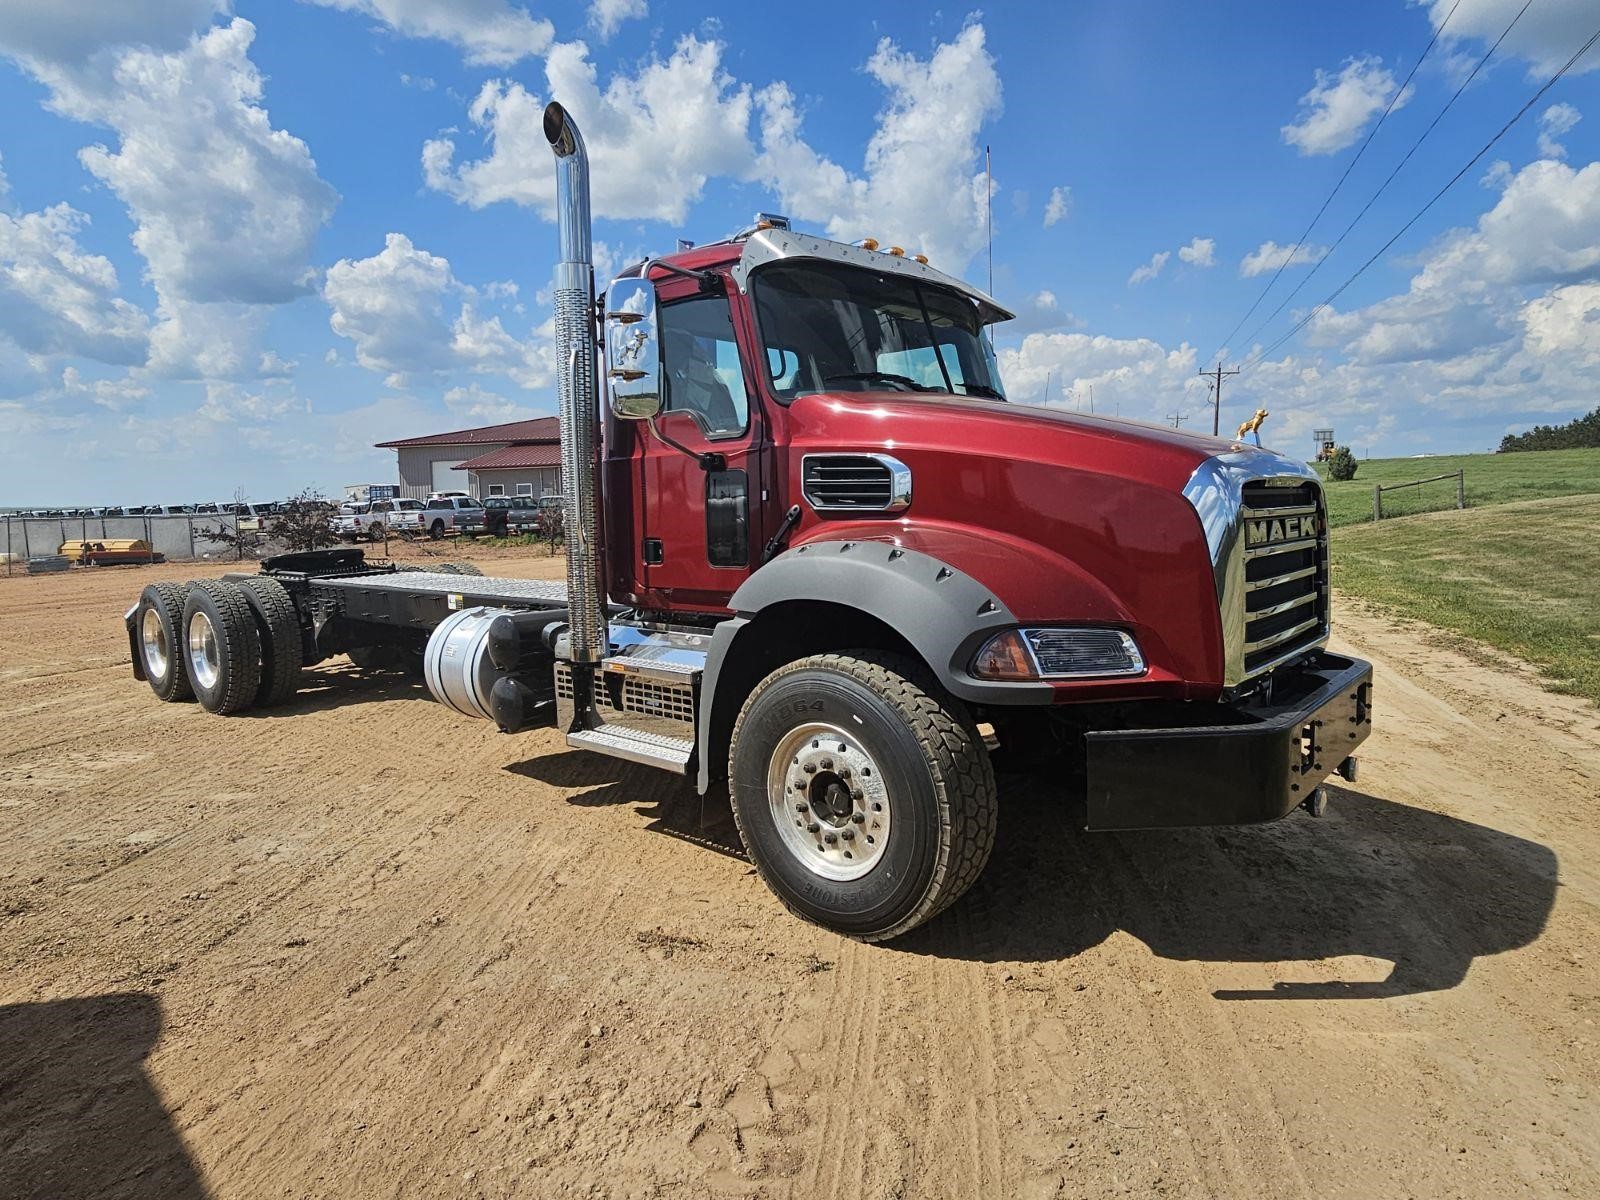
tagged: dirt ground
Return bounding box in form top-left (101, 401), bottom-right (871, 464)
top-left (2, 549), bottom-right (1597, 1199)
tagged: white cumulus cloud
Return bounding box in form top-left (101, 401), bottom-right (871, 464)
top-left (589, 0), bottom-right (647, 40)
top-left (305, 0), bottom-right (553, 66)
top-left (1127, 250), bottom-right (1169, 286)
top-left (424, 35), bottom-right (754, 225)
top-left (1043, 185), bottom-right (1071, 228)
top-left (1239, 240), bottom-right (1328, 277)
top-left (1281, 55), bottom-right (1407, 156)
top-left (1426, 0), bottom-right (1600, 80)
top-left (0, 0), bottom-right (220, 65)
top-left (324, 232), bottom-right (549, 389)
top-left (4, 17), bottom-right (336, 380)
top-left (755, 22), bottom-right (1003, 270)
top-left (1537, 102), bottom-right (1582, 160)
top-left (0, 201), bottom-right (149, 365)
top-left (1177, 236), bottom-right (1215, 267)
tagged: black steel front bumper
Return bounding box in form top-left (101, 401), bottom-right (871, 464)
top-left (1083, 652), bottom-right (1373, 830)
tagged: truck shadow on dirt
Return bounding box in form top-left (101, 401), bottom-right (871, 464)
top-left (899, 776), bottom-right (1560, 999)
top-left (0, 992), bottom-right (208, 1199)
top-left (514, 754), bottom-right (1557, 999)
top-left (508, 750), bottom-right (749, 862)
top-left (238, 664), bottom-right (428, 717)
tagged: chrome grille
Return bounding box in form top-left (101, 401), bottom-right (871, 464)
top-left (1239, 479), bottom-right (1328, 677)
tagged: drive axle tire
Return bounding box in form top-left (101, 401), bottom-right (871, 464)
top-left (237, 576), bottom-right (303, 706)
top-left (181, 580), bottom-right (262, 715)
top-left (728, 652), bottom-right (998, 942)
top-left (135, 582), bottom-right (193, 702)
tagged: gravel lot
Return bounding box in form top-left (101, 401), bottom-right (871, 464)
top-left (2, 552), bottom-right (1597, 1199)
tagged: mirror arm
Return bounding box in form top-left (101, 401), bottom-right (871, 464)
top-left (646, 416), bottom-right (726, 472)
top-left (642, 258), bottom-right (724, 294)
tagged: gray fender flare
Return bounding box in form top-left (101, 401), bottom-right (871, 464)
top-left (695, 540), bottom-right (1049, 792)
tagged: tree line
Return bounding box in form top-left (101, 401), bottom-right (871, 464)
top-left (1499, 407), bottom-right (1600, 452)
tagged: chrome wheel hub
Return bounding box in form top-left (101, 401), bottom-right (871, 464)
top-left (140, 607), bottom-right (169, 680)
top-left (766, 721), bottom-right (890, 881)
top-left (187, 610), bottom-right (221, 691)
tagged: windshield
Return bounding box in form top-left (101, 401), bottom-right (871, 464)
top-left (752, 261), bottom-right (1006, 402)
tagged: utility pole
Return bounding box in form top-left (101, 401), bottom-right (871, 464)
top-left (1198, 363), bottom-right (1240, 436)
top-left (1166, 411), bottom-right (1188, 429)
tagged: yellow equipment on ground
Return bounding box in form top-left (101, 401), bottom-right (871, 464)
top-left (58, 539), bottom-right (160, 566)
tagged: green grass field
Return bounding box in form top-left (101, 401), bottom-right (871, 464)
top-left (1330, 494), bottom-right (1600, 704)
top-left (1316, 446), bottom-right (1600, 527)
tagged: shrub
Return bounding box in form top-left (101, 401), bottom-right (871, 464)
top-left (1327, 445), bottom-right (1358, 482)
top-left (267, 489), bottom-right (340, 552)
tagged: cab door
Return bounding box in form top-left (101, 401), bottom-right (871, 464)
top-left (635, 284), bottom-right (765, 613)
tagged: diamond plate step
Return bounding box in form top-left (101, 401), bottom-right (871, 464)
top-left (567, 726), bottom-right (694, 774)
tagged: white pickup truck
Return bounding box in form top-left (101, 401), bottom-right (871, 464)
top-left (334, 497), bottom-right (427, 542)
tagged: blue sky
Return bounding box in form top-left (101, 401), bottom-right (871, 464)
top-left (1, 0), bottom-right (1597, 504)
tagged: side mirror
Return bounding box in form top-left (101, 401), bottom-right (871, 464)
top-left (603, 277), bottom-right (662, 420)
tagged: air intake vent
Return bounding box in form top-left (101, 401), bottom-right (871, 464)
top-left (801, 454), bottom-right (911, 513)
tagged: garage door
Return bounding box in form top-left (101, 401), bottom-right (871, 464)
top-left (431, 458), bottom-right (470, 495)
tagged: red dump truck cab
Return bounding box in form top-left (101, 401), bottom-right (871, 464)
top-left (124, 103), bottom-right (1371, 943)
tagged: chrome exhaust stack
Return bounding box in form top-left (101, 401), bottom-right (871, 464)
top-left (543, 101), bottom-right (607, 670)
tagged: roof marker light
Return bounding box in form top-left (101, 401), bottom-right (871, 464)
top-left (913, 253), bottom-right (929, 265)
top-left (887, 246), bottom-right (905, 257)
top-left (856, 237), bottom-right (879, 251)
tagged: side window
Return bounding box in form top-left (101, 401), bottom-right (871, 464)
top-left (426, 499), bottom-right (447, 510)
top-left (488, 483), bottom-right (505, 496)
top-left (659, 296), bottom-right (749, 437)
top-left (516, 482), bottom-right (534, 496)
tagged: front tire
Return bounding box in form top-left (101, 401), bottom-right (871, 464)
top-left (181, 581), bottom-right (262, 714)
top-left (728, 652), bottom-right (997, 942)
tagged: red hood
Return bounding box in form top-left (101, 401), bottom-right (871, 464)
top-left (785, 392), bottom-right (1228, 493)
top-left (778, 392), bottom-right (1255, 697)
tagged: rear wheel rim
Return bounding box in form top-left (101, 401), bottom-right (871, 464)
top-left (766, 721), bottom-right (891, 882)
top-left (140, 607), bottom-right (169, 680)
top-left (187, 610), bottom-right (221, 691)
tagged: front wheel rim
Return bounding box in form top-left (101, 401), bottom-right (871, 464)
top-left (187, 610), bottom-right (221, 691)
top-left (766, 721), bottom-right (891, 881)
top-left (140, 607), bottom-right (169, 680)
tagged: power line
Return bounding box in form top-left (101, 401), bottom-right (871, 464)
top-left (1207, 0), bottom-right (1463, 364)
top-left (1241, 20), bottom-right (1600, 373)
top-left (1165, 411), bottom-right (1189, 429)
top-left (1235, 0), bottom-right (1534, 361)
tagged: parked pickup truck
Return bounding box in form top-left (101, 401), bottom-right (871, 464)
top-left (459, 497), bottom-right (543, 538)
top-left (335, 498), bottom-right (426, 542)
top-left (421, 495), bottom-right (483, 539)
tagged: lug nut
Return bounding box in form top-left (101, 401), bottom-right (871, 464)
top-left (823, 832), bottom-right (838, 845)
top-left (838, 767), bottom-right (852, 779)
top-left (851, 812), bottom-right (865, 824)
top-left (806, 822), bottom-right (820, 833)
top-left (820, 758), bottom-right (834, 771)
top-left (841, 828), bottom-right (855, 841)
top-left (803, 763), bottom-right (816, 774)
top-left (796, 802), bottom-right (809, 812)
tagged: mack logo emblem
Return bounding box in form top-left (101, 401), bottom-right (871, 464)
top-left (1246, 514), bottom-right (1318, 546)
